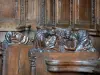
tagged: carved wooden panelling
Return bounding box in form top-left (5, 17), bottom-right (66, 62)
top-left (55, 0), bottom-right (70, 26)
top-left (20, 0), bottom-right (100, 35)
top-left (0, 0), bottom-right (100, 35)
top-left (46, 0), bottom-right (55, 25)
top-left (73, 0), bottom-right (92, 29)
top-left (0, 0), bottom-right (16, 18)
top-left (26, 0), bottom-right (36, 25)
top-left (29, 52), bottom-right (100, 75)
top-left (27, 0), bottom-right (43, 26)
top-left (0, 0), bottom-right (21, 31)
top-left (2, 45), bottom-right (33, 75)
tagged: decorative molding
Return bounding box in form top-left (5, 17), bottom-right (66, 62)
top-left (52, 0), bottom-right (56, 26)
top-left (46, 59), bottom-right (100, 73)
top-left (91, 0), bottom-right (96, 28)
top-left (29, 53), bottom-right (36, 75)
top-left (0, 0), bottom-right (99, 33)
top-left (29, 52), bottom-right (100, 75)
top-left (39, 0), bottom-right (46, 26)
top-left (20, 0), bottom-right (26, 26)
top-left (2, 47), bottom-right (8, 75)
top-left (70, 0), bottom-right (73, 26)
top-left (73, 0), bottom-right (79, 24)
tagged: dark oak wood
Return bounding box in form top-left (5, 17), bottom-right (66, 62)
top-left (2, 44), bottom-right (33, 75)
top-left (0, 0), bottom-right (100, 35)
top-left (55, 0), bottom-right (70, 25)
top-left (29, 52), bottom-right (100, 75)
top-left (0, 0), bottom-right (21, 31)
top-left (1, 44), bottom-right (100, 75)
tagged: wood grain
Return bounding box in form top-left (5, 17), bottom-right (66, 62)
top-left (2, 44), bottom-right (33, 75)
top-left (30, 52), bottom-right (99, 75)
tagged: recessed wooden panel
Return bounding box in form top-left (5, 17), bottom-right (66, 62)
top-left (0, 0), bottom-right (20, 31)
top-left (46, 0), bottom-right (55, 25)
top-left (0, 0), bottom-right (15, 18)
top-left (0, 0), bottom-right (99, 35)
top-left (74, 0), bottom-right (92, 29)
top-left (79, 0), bottom-right (91, 23)
top-left (55, 0), bottom-right (70, 25)
top-left (27, 0), bottom-right (39, 24)
top-left (2, 45), bottom-right (33, 75)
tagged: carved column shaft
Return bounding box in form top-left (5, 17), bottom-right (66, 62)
top-left (30, 56), bottom-right (36, 75)
top-left (40, 0), bottom-right (46, 26)
top-left (70, 0), bottom-right (73, 26)
top-left (20, 0), bottom-right (26, 26)
top-left (52, 0), bottom-right (55, 26)
top-left (91, 0), bottom-right (96, 28)
top-left (29, 49), bottom-right (37, 75)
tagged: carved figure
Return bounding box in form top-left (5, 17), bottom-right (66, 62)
top-left (75, 30), bottom-right (96, 52)
top-left (32, 27), bottom-right (96, 52)
top-left (4, 32), bottom-right (30, 44)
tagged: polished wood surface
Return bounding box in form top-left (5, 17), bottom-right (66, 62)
top-left (0, 0), bottom-right (100, 41)
top-left (0, 0), bottom-right (20, 31)
top-left (45, 53), bottom-right (100, 73)
top-left (0, 0), bottom-right (100, 75)
top-left (0, 0), bottom-right (100, 32)
top-left (2, 44), bottom-right (33, 75)
top-left (29, 52), bottom-right (100, 75)
top-left (1, 44), bottom-right (100, 75)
